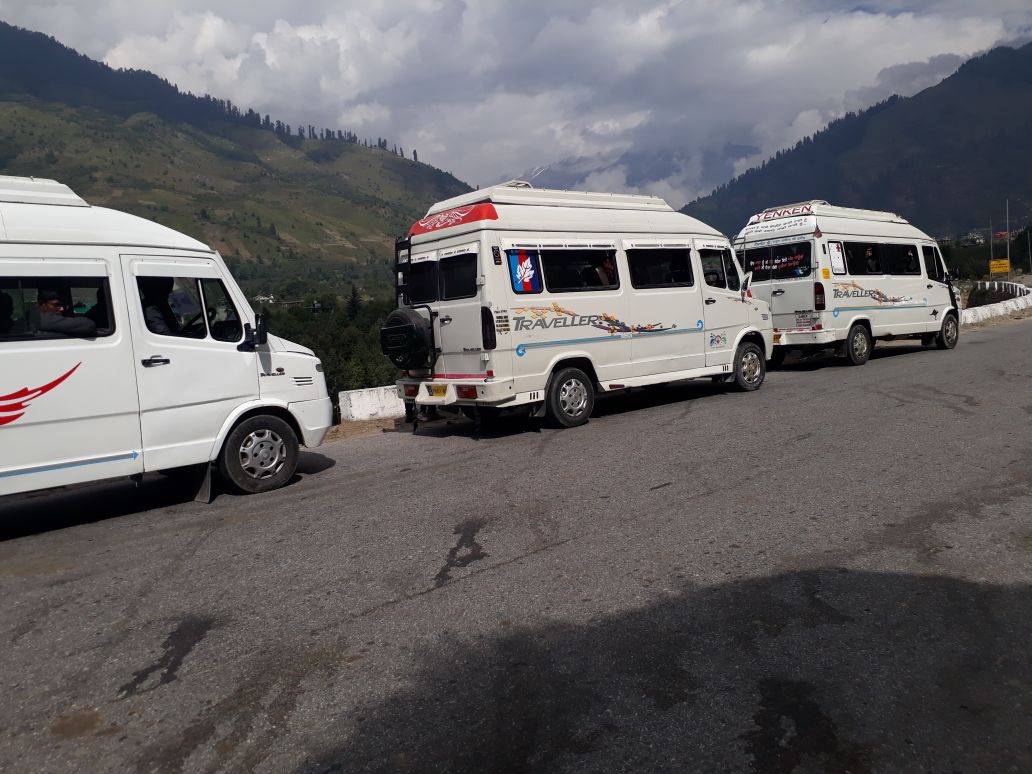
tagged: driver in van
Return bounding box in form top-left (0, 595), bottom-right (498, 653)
top-left (37, 289), bottom-right (97, 337)
top-left (139, 276), bottom-right (182, 335)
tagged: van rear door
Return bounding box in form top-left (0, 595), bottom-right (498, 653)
top-left (429, 242), bottom-right (489, 380)
top-left (742, 239), bottom-right (816, 335)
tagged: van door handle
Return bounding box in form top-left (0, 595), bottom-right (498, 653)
top-left (141, 356), bottom-right (171, 367)
top-left (771, 289), bottom-right (786, 296)
top-left (704, 298), bottom-right (717, 305)
top-left (439, 315), bottom-right (453, 325)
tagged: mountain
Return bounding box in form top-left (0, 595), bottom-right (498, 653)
top-left (682, 41), bottom-right (1032, 239)
top-left (0, 22), bottom-right (471, 302)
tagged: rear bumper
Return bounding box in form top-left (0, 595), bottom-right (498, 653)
top-left (290, 396), bottom-right (333, 447)
top-left (773, 329), bottom-right (838, 348)
top-left (398, 378), bottom-right (515, 407)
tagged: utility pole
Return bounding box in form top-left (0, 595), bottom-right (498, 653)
top-left (1006, 199), bottom-right (1011, 280)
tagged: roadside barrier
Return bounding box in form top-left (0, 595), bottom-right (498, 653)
top-left (338, 386), bottom-right (405, 422)
top-left (962, 281), bottom-right (1032, 325)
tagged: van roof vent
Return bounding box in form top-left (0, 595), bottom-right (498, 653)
top-left (0, 175), bottom-right (89, 207)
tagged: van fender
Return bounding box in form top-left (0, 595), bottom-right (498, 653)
top-left (731, 325), bottom-right (773, 357)
top-left (206, 398), bottom-right (294, 462)
top-left (837, 314), bottom-right (873, 342)
top-left (539, 349), bottom-right (602, 390)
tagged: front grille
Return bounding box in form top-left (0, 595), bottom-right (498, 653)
top-left (293, 376), bottom-right (315, 387)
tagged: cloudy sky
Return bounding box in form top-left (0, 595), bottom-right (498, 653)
top-left (1, 1), bottom-right (1030, 206)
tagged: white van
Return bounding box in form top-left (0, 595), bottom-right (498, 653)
top-left (380, 181), bottom-right (773, 428)
top-left (733, 201), bottom-right (958, 366)
top-left (0, 176), bottom-right (332, 499)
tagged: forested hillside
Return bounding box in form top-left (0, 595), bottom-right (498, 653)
top-left (684, 41), bottom-right (1032, 239)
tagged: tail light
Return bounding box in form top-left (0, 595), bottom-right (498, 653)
top-left (457, 386), bottom-right (477, 400)
top-left (481, 306), bottom-right (497, 350)
top-left (403, 384), bottom-right (418, 398)
top-left (814, 281), bottom-right (826, 311)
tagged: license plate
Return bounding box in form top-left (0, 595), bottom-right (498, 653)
top-left (795, 312), bottom-right (814, 327)
top-left (428, 384), bottom-right (447, 397)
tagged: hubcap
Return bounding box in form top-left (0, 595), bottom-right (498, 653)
top-left (852, 331), bottom-right (869, 359)
top-left (238, 429), bottom-right (286, 480)
top-left (945, 318), bottom-right (958, 346)
top-left (741, 351), bottom-right (762, 385)
top-left (559, 378), bottom-right (588, 417)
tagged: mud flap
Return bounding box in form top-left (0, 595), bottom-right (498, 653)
top-left (193, 461), bottom-right (215, 504)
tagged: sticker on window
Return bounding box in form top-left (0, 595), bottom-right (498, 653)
top-left (507, 249), bottom-right (542, 294)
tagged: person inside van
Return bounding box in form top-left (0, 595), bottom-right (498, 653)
top-left (864, 246), bottom-right (880, 274)
top-left (594, 255), bottom-right (617, 286)
top-left (139, 276), bottom-right (182, 335)
top-left (37, 288), bottom-right (97, 337)
top-left (85, 285), bottom-right (110, 330)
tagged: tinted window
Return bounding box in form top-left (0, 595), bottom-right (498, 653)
top-left (627, 248), bottom-right (693, 288)
top-left (922, 246), bottom-right (944, 282)
top-left (0, 276), bottom-right (111, 340)
top-left (700, 248), bottom-right (739, 289)
top-left (200, 279), bottom-right (243, 342)
top-left (406, 261), bottom-right (438, 304)
top-left (439, 253), bottom-right (478, 300)
top-left (742, 241), bottom-right (812, 281)
top-left (844, 242), bottom-right (881, 275)
top-left (882, 243), bottom-right (921, 275)
top-left (542, 249), bottom-right (618, 292)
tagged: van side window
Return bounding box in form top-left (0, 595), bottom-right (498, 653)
top-left (882, 244), bottom-right (921, 275)
top-left (199, 279), bottom-right (243, 342)
top-left (844, 242), bottom-right (881, 275)
top-left (439, 252), bottom-right (478, 300)
top-left (723, 249), bottom-right (741, 291)
top-left (138, 276), bottom-right (245, 341)
top-left (0, 277), bottom-right (113, 340)
top-left (829, 241), bottom-right (847, 275)
top-left (506, 249), bottom-right (543, 294)
top-left (541, 249), bottom-right (618, 292)
top-left (700, 248), bottom-right (738, 289)
top-left (922, 246), bottom-right (943, 281)
top-left (626, 248), bottom-right (693, 289)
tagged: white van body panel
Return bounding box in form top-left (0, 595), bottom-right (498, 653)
top-left (392, 181), bottom-right (773, 411)
top-left (0, 176), bottom-right (331, 497)
top-left (734, 201), bottom-right (956, 351)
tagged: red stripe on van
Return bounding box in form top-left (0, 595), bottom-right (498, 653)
top-left (408, 202), bottom-right (498, 236)
top-left (431, 373), bottom-right (490, 380)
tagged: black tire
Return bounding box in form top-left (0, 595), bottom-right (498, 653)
top-left (380, 308), bottom-right (433, 370)
top-left (844, 324), bottom-right (872, 366)
top-left (733, 342), bottom-right (765, 391)
top-left (768, 348), bottom-right (787, 368)
top-left (218, 415), bottom-right (299, 494)
top-left (936, 312), bottom-right (959, 350)
top-left (545, 367), bottom-right (594, 428)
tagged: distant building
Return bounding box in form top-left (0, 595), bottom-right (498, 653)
top-left (963, 231), bottom-right (985, 246)
top-left (253, 293), bottom-right (276, 304)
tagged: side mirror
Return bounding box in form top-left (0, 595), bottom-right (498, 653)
top-left (255, 313), bottom-right (268, 345)
top-left (741, 271), bottom-right (753, 298)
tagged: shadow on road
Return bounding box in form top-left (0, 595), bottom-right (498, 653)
top-left (0, 451), bottom-right (337, 540)
top-left (776, 343), bottom-right (932, 372)
top-left (295, 569), bottom-right (1031, 773)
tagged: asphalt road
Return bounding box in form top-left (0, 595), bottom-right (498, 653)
top-left (2, 319), bottom-right (1032, 773)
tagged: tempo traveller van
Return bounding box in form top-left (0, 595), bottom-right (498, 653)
top-left (733, 201), bottom-right (958, 366)
top-left (380, 181), bottom-right (773, 428)
top-left (0, 176), bottom-right (332, 499)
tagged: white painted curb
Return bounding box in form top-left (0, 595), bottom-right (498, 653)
top-left (961, 282), bottom-right (1032, 325)
top-left (339, 386), bottom-right (405, 422)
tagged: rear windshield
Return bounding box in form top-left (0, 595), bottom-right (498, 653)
top-left (405, 251), bottom-right (479, 304)
top-left (741, 241), bottom-right (812, 281)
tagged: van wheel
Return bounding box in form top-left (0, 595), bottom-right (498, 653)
top-left (546, 367), bottom-right (594, 428)
top-left (219, 415), bottom-right (299, 494)
top-left (733, 342), bottom-right (765, 391)
top-left (936, 313), bottom-right (959, 350)
top-left (845, 324), bottom-right (872, 366)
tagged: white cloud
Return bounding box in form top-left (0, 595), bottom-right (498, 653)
top-left (0, 0), bottom-right (1029, 206)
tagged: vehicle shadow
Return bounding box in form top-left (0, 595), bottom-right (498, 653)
top-left (776, 343), bottom-right (931, 372)
top-left (296, 451), bottom-right (336, 477)
top-left (295, 569), bottom-right (1032, 773)
top-left (0, 474), bottom-right (198, 541)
